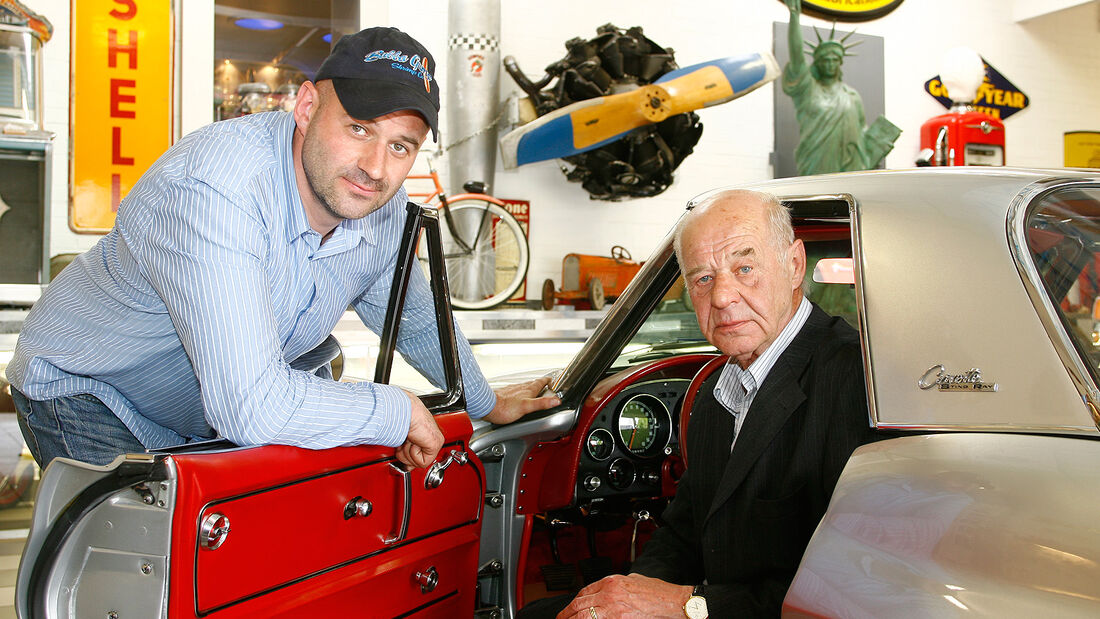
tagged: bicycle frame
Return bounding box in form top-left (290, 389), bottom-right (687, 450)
top-left (404, 169), bottom-right (510, 254)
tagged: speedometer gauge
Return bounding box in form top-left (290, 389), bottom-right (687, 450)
top-left (615, 394), bottom-right (672, 458)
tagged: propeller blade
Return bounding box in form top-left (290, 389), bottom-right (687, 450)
top-left (499, 51), bottom-right (780, 168)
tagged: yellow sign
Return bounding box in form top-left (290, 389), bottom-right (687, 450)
top-left (70, 0), bottom-right (174, 232)
top-left (786, 0), bottom-right (905, 22)
top-left (1065, 132), bottom-right (1100, 169)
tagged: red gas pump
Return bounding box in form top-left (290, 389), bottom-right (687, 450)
top-left (917, 105), bottom-right (1005, 166)
top-left (916, 47), bottom-right (1006, 167)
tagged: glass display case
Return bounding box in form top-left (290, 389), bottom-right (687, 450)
top-left (214, 1), bottom-right (358, 120)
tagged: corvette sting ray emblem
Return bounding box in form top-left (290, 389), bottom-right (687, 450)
top-left (918, 364), bottom-right (998, 392)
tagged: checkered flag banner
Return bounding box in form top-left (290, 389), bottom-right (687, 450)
top-left (449, 33), bottom-right (499, 52)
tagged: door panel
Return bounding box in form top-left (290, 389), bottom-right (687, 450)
top-left (167, 410), bottom-right (483, 617)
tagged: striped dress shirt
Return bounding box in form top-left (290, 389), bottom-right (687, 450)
top-left (8, 111), bottom-right (495, 450)
top-left (713, 296), bottom-right (812, 448)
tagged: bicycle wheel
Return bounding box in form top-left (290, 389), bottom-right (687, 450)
top-left (420, 197), bottom-right (529, 310)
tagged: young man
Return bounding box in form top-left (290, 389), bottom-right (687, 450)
top-left (8, 27), bottom-right (557, 469)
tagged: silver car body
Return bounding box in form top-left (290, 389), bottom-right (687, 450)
top-left (705, 168), bottom-right (1100, 616)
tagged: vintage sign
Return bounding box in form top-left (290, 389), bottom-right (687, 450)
top-left (924, 57), bottom-right (1029, 120)
top-left (779, 0), bottom-right (905, 22)
top-left (70, 0), bottom-right (174, 232)
top-left (1065, 131), bottom-right (1100, 169)
top-left (499, 198), bottom-right (529, 301)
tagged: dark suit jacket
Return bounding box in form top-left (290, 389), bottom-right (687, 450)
top-left (630, 304), bottom-right (877, 617)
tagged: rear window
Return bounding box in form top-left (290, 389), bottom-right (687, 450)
top-left (1024, 186), bottom-right (1100, 384)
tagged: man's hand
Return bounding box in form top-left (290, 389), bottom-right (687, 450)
top-left (395, 391), bottom-right (443, 468)
top-left (556, 574), bottom-right (693, 619)
top-left (482, 376), bottom-right (561, 425)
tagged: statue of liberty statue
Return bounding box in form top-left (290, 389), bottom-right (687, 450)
top-left (782, 0), bottom-right (899, 175)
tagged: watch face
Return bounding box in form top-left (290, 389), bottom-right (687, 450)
top-left (684, 595), bottom-right (708, 619)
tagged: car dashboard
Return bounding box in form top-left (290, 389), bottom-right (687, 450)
top-left (576, 378), bottom-right (686, 500)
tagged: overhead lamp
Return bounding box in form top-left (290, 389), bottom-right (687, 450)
top-left (234, 18), bottom-right (284, 31)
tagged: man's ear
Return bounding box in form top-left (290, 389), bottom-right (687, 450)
top-left (789, 238), bottom-right (806, 287)
top-left (293, 81), bottom-right (319, 132)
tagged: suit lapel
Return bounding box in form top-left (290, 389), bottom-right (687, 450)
top-left (702, 306), bottom-right (831, 525)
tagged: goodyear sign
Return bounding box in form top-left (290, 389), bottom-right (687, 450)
top-left (924, 57), bottom-right (1029, 120)
top-left (779, 0), bottom-right (905, 22)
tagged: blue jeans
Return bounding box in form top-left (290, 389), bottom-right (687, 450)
top-left (10, 388), bottom-right (146, 467)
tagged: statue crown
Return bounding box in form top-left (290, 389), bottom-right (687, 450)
top-left (805, 22), bottom-right (860, 60)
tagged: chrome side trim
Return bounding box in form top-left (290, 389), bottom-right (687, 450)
top-left (872, 421), bottom-right (1097, 434)
top-left (1006, 178), bottom-right (1100, 431)
top-left (469, 409), bottom-right (577, 454)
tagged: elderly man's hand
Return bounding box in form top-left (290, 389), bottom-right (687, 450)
top-left (556, 574), bottom-right (693, 619)
top-left (482, 376), bottom-right (561, 425)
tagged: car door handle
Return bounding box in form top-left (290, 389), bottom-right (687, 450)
top-left (424, 449), bottom-right (468, 489)
top-left (384, 462), bottom-right (412, 545)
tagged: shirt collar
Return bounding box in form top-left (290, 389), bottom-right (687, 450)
top-left (714, 296), bottom-right (813, 414)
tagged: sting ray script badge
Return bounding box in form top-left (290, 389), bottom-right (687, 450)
top-left (918, 364), bottom-right (998, 392)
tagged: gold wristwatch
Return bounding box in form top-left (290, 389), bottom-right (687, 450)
top-left (684, 584), bottom-right (708, 619)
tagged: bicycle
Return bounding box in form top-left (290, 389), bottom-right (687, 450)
top-left (405, 159), bottom-right (529, 310)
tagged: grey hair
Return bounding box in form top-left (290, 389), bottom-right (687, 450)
top-left (673, 189), bottom-right (794, 274)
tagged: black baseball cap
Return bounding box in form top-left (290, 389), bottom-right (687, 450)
top-left (315, 27), bottom-right (439, 142)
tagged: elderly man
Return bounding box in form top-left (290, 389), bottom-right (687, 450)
top-left (548, 190), bottom-right (876, 618)
top-left (8, 27), bottom-right (558, 470)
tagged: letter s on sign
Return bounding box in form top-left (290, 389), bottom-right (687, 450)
top-left (110, 0), bottom-right (137, 20)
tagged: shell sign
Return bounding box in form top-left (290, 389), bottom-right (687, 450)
top-left (70, 0), bottom-right (174, 232)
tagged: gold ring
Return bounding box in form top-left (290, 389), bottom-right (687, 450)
top-left (589, 608), bottom-right (598, 619)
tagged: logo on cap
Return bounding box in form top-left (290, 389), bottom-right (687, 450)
top-left (364, 49), bottom-right (434, 93)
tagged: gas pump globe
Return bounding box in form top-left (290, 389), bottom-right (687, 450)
top-left (917, 47), bottom-right (1005, 166)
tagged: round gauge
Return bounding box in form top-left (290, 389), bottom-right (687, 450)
top-left (586, 428), bottom-right (615, 461)
top-left (607, 458), bottom-right (636, 490)
top-left (615, 394), bottom-right (672, 458)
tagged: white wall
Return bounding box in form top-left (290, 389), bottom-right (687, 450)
top-left (24, 0), bottom-right (1100, 294)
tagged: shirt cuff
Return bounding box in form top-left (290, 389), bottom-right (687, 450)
top-left (463, 378), bottom-right (497, 419)
top-left (367, 383), bottom-right (414, 447)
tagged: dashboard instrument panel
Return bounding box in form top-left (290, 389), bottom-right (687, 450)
top-left (577, 378), bottom-right (688, 499)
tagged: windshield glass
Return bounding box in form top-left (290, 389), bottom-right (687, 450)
top-left (611, 276), bottom-right (715, 368)
top-left (1024, 186), bottom-right (1100, 385)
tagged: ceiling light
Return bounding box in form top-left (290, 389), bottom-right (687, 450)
top-left (234, 18), bottom-right (284, 31)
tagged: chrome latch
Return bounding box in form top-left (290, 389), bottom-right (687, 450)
top-left (343, 496), bottom-right (373, 520)
top-left (414, 566), bottom-right (439, 594)
top-left (424, 449), bottom-right (469, 489)
top-left (199, 512), bottom-right (231, 550)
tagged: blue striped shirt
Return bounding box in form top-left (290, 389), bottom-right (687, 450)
top-left (7, 111), bottom-right (495, 450)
